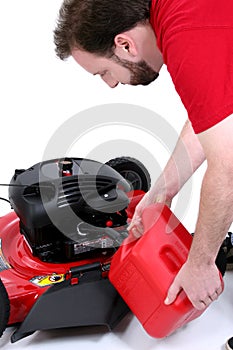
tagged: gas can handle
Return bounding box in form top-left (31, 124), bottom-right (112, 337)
top-left (159, 245), bottom-right (184, 274)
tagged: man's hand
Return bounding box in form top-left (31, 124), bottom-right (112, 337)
top-left (164, 260), bottom-right (223, 310)
top-left (127, 190), bottom-right (172, 238)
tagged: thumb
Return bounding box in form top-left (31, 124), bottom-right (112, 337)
top-left (127, 220), bottom-right (134, 231)
top-left (164, 281), bottom-right (182, 305)
top-left (127, 214), bottom-right (141, 231)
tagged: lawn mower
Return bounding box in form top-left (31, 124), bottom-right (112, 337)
top-left (0, 156), bottom-right (227, 343)
top-left (0, 156), bottom-right (150, 343)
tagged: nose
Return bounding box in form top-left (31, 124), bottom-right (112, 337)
top-left (101, 74), bottom-right (119, 88)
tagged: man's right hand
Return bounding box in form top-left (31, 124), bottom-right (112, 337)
top-left (127, 190), bottom-right (172, 238)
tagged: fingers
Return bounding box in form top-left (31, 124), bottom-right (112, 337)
top-left (128, 223), bottom-right (144, 238)
top-left (127, 216), bottom-right (144, 238)
top-left (195, 285), bottom-right (223, 309)
top-left (209, 285), bottom-right (222, 300)
top-left (164, 281), bottom-right (182, 305)
top-left (127, 220), bottom-right (136, 232)
top-left (165, 291), bottom-right (219, 310)
top-left (164, 280), bottom-right (223, 310)
top-left (195, 296), bottom-right (216, 310)
top-left (208, 291), bottom-right (219, 301)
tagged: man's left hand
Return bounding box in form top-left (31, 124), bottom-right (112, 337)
top-left (164, 260), bottom-right (223, 310)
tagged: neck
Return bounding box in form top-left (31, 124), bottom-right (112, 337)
top-left (143, 22), bottom-right (164, 72)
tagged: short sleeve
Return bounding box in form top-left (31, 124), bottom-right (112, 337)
top-left (164, 27), bottom-right (233, 133)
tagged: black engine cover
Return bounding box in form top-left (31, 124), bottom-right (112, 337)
top-left (9, 158), bottom-right (130, 262)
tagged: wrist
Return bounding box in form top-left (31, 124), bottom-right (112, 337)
top-left (187, 240), bottom-right (217, 267)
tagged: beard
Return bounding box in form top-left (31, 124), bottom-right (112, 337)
top-left (111, 54), bottom-right (159, 86)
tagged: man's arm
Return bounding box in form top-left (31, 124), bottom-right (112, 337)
top-left (151, 119), bottom-right (206, 201)
top-left (165, 114), bottom-right (233, 309)
top-left (129, 119), bottom-right (206, 236)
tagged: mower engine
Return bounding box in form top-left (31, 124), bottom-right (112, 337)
top-left (9, 157), bottom-right (131, 263)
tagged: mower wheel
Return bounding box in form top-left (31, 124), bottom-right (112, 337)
top-left (106, 157), bottom-right (151, 192)
top-left (0, 279), bottom-right (10, 337)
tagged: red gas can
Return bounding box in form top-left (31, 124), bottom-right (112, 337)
top-left (109, 203), bottom-right (221, 338)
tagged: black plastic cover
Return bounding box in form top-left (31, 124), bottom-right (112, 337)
top-left (11, 268), bottom-right (130, 343)
top-left (9, 157), bottom-right (130, 229)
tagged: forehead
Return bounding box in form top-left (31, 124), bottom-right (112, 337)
top-left (71, 49), bottom-right (111, 74)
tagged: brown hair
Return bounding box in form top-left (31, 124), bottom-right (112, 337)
top-left (54, 0), bottom-right (151, 60)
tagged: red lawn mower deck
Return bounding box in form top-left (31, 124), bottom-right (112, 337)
top-left (0, 156), bottom-right (149, 343)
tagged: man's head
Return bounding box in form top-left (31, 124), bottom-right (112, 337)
top-left (54, 0), bottom-right (163, 87)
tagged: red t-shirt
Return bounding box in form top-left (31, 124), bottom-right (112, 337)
top-left (150, 0), bottom-right (233, 133)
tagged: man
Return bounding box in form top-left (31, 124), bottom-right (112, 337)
top-left (54, 0), bottom-right (233, 347)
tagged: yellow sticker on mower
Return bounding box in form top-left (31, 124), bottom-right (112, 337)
top-left (30, 273), bottom-right (65, 287)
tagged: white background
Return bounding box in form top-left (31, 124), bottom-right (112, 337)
top-left (0, 1), bottom-right (232, 349)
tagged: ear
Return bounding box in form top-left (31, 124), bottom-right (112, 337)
top-left (114, 33), bottom-right (138, 57)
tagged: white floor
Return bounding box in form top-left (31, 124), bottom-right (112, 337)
top-left (0, 271), bottom-right (232, 350)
